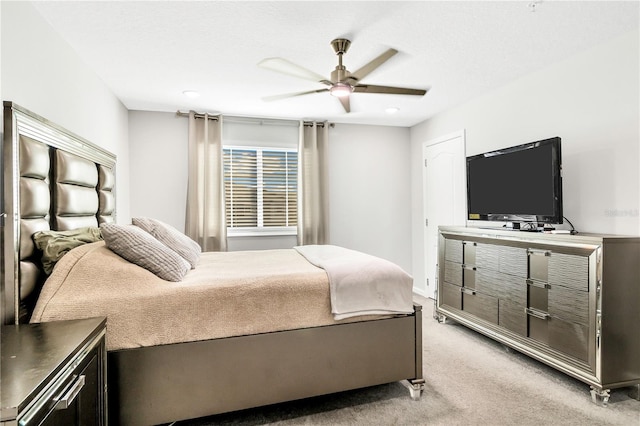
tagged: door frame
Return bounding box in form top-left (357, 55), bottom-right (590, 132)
top-left (420, 129), bottom-right (467, 299)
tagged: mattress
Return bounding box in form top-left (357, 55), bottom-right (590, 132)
top-left (31, 242), bottom-right (390, 351)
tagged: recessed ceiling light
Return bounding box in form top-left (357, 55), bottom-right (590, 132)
top-left (183, 90), bottom-right (200, 98)
top-left (528, 1), bottom-right (542, 12)
top-left (385, 107), bottom-right (400, 114)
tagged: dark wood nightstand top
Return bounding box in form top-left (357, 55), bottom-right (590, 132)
top-left (0, 317), bottom-right (106, 422)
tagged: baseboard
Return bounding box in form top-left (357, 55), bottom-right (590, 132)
top-left (412, 287), bottom-right (432, 299)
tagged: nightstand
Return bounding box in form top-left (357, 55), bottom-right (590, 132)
top-left (1, 317), bottom-right (107, 426)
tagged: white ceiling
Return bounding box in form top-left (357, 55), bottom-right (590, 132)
top-left (33, 1), bottom-right (639, 127)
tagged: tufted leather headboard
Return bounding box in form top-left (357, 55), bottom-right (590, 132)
top-left (2, 102), bottom-right (116, 324)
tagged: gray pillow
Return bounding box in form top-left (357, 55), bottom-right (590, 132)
top-left (132, 217), bottom-right (201, 269)
top-left (100, 223), bottom-right (190, 282)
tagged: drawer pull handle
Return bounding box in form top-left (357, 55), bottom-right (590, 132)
top-left (54, 375), bottom-right (86, 410)
top-left (461, 264), bottom-right (476, 271)
top-left (461, 288), bottom-right (476, 295)
top-left (526, 279), bottom-right (550, 289)
top-left (525, 308), bottom-right (550, 320)
top-left (527, 249), bottom-right (551, 257)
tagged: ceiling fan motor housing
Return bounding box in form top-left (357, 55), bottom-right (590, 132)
top-left (331, 38), bottom-right (351, 55)
top-left (331, 67), bottom-right (352, 84)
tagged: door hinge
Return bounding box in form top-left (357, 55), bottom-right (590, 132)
top-left (424, 159), bottom-right (428, 167)
top-left (425, 218), bottom-right (429, 227)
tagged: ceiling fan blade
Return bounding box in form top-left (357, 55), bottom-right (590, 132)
top-left (258, 57), bottom-right (331, 84)
top-left (338, 96), bottom-right (350, 113)
top-left (353, 84), bottom-right (427, 96)
top-left (349, 48), bottom-right (398, 82)
top-left (262, 88), bottom-right (329, 102)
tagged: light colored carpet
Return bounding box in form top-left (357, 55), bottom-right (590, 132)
top-left (178, 295), bottom-right (640, 425)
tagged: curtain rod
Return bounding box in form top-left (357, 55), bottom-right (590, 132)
top-left (303, 121), bottom-right (334, 128)
top-left (176, 110), bottom-right (333, 128)
top-left (176, 111), bottom-right (219, 121)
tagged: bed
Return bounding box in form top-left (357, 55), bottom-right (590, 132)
top-left (1, 102), bottom-right (425, 425)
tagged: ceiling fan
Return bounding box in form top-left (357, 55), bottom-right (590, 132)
top-left (258, 38), bottom-right (427, 113)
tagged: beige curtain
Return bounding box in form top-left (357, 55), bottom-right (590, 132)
top-left (297, 121), bottom-right (329, 245)
top-left (185, 112), bottom-right (227, 251)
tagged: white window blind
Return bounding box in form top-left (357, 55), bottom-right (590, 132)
top-left (224, 147), bottom-right (297, 232)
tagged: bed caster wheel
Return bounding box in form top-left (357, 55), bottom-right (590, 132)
top-left (409, 386), bottom-right (422, 401)
top-left (403, 379), bottom-right (425, 401)
top-left (590, 386), bottom-right (610, 406)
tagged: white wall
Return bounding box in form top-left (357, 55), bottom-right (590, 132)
top-left (0, 1), bottom-right (130, 222)
top-left (410, 29), bottom-right (640, 294)
top-left (128, 113), bottom-right (414, 272)
top-left (128, 111), bottom-right (188, 228)
top-left (329, 124), bottom-right (412, 273)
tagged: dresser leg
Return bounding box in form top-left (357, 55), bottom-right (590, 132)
top-left (590, 386), bottom-right (610, 406)
top-left (435, 312), bottom-right (448, 323)
top-left (629, 384), bottom-right (640, 401)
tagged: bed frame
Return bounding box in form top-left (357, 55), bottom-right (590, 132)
top-left (2, 101), bottom-right (425, 425)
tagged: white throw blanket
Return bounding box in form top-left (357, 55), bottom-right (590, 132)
top-left (294, 245), bottom-right (414, 319)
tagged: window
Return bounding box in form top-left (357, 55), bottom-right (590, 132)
top-left (223, 146), bottom-right (297, 235)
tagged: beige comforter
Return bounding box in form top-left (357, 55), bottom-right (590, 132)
top-left (32, 241), bottom-right (375, 351)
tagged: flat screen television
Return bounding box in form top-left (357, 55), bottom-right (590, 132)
top-left (466, 137), bottom-right (563, 226)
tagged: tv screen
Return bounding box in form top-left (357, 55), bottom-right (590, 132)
top-left (466, 137), bottom-right (563, 225)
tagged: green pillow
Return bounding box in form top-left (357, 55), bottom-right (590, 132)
top-left (33, 227), bottom-right (103, 274)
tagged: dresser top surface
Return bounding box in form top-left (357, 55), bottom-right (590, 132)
top-left (439, 226), bottom-right (640, 245)
top-left (0, 317), bottom-right (106, 420)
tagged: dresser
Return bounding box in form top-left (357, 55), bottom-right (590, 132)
top-left (1, 317), bottom-right (106, 425)
top-left (436, 226), bottom-right (640, 404)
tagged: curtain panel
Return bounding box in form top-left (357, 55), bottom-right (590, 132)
top-left (185, 112), bottom-right (228, 252)
top-left (297, 121), bottom-right (329, 245)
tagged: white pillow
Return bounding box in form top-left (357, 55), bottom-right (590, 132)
top-left (132, 217), bottom-right (201, 269)
top-left (100, 223), bottom-right (190, 282)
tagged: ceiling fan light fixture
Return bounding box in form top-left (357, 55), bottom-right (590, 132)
top-left (330, 83), bottom-right (353, 98)
top-left (259, 38), bottom-right (424, 113)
